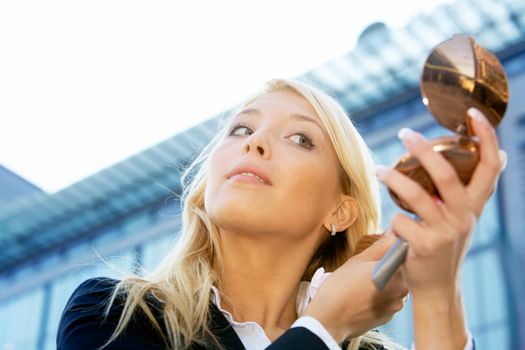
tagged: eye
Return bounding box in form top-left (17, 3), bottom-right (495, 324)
top-left (289, 132), bottom-right (315, 150)
top-left (229, 123), bottom-right (254, 137)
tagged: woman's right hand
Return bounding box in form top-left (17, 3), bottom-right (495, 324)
top-left (303, 233), bottom-right (408, 343)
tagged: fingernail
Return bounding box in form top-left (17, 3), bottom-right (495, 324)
top-left (432, 195), bottom-right (444, 206)
top-left (397, 128), bottom-right (420, 146)
top-left (499, 150), bottom-right (508, 171)
top-left (374, 164), bottom-right (389, 180)
top-left (467, 107), bottom-right (488, 125)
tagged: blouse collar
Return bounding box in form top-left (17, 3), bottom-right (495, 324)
top-left (210, 267), bottom-right (331, 324)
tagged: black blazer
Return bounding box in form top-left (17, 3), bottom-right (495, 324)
top-left (57, 277), bottom-right (381, 350)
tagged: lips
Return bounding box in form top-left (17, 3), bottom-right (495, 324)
top-left (227, 165), bottom-right (272, 186)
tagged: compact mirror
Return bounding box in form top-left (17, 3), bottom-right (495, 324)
top-left (389, 34), bottom-right (509, 213)
top-left (373, 35), bottom-right (509, 291)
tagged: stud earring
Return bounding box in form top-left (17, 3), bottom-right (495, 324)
top-left (331, 224), bottom-right (337, 236)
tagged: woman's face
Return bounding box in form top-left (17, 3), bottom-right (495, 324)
top-left (204, 90), bottom-right (344, 239)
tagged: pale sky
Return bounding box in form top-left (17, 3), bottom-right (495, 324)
top-left (0, 0), bottom-right (452, 193)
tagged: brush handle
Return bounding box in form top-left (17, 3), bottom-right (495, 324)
top-left (372, 237), bottom-right (409, 291)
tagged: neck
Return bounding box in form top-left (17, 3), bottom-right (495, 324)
top-left (217, 229), bottom-right (321, 338)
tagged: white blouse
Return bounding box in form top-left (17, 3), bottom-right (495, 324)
top-left (210, 267), bottom-right (474, 350)
top-left (210, 267), bottom-right (339, 350)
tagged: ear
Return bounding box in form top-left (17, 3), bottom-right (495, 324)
top-left (323, 194), bottom-right (358, 233)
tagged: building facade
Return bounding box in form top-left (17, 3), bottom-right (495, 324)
top-left (1, 0), bottom-right (524, 349)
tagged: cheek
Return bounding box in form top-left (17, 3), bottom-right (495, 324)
top-left (301, 173), bottom-right (336, 204)
top-left (204, 149), bottom-right (226, 215)
top-left (276, 159), bottom-right (340, 219)
top-left (203, 145), bottom-right (265, 225)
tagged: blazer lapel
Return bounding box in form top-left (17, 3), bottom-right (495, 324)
top-left (207, 301), bottom-right (246, 350)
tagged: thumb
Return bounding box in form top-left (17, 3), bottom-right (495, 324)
top-left (356, 230), bottom-right (396, 261)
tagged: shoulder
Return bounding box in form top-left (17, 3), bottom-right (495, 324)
top-left (57, 277), bottom-right (167, 350)
top-left (56, 277), bottom-right (119, 349)
top-left (59, 277), bottom-right (122, 332)
top-left (64, 276), bottom-right (120, 312)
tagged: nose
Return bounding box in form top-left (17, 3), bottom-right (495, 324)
top-left (243, 131), bottom-right (271, 159)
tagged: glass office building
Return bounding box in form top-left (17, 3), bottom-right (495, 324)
top-left (1, 0), bottom-right (524, 349)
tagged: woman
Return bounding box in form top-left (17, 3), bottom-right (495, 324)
top-left (57, 78), bottom-right (505, 349)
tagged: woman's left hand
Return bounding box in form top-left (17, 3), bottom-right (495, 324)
top-left (374, 107), bottom-right (507, 349)
top-left (375, 107), bottom-right (506, 296)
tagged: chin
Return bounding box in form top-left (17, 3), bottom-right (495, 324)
top-left (206, 198), bottom-right (271, 230)
top-left (212, 201), bottom-right (263, 224)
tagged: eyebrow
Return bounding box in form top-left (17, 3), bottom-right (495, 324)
top-left (237, 108), bottom-right (325, 136)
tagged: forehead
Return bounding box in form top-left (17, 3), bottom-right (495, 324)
top-left (243, 91), bottom-right (321, 122)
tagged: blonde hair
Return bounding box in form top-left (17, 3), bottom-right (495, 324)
top-left (99, 78), bottom-right (402, 350)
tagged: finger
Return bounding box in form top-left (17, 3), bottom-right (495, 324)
top-left (377, 271), bottom-right (409, 315)
top-left (383, 293), bottom-right (407, 314)
top-left (384, 298), bottom-right (406, 317)
top-left (397, 128), bottom-right (466, 211)
top-left (466, 107), bottom-right (504, 207)
top-left (391, 213), bottom-right (425, 249)
top-left (375, 165), bottom-right (443, 224)
top-left (353, 233), bottom-right (384, 255)
top-left (499, 150), bottom-right (508, 171)
top-left (382, 268), bottom-right (408, 298)
top-left (356, 231), bottom-right (396, 261)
